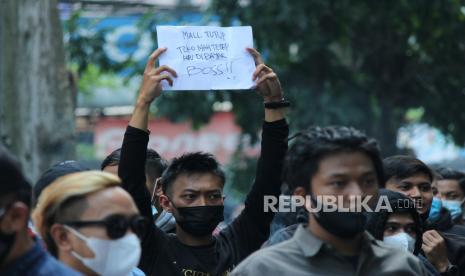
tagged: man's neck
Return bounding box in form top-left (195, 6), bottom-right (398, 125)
top-left (307, 216), bottom-right (362, 256)
top-left (176, 225), bottom-right (213, 247)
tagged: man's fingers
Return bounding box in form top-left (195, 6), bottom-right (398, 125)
top-left (421, 244), bottom-right (432, 253)
top-left (429, 230), bottom-right (444, 241)
top-left (145, 48), bottom-right (167, 72)
top-left (152, 74), bottom-right (173, 86)
top-left (422, 233), bottom-right (437, 246)
top-left (247, 47), bottom-right (264, 65)
top-left (252, 64), bottom-right (272, 80)
top-left (422, 232), bottom-right (433, 242)
top-left (153, 65), bottom-right (178, 78)
top-left (256, 72), bottom-right (277, 86)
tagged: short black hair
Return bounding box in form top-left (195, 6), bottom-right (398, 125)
top-left (436, 167), bottom-right (465, 194)
top-left (100, 148), bottom-right (121, 170)
top-left (101, 148), bottom-right (167, 184)
top-left (160, 152), bottom-right (225, 195)
top-left (284, 126), bottom-right (383, 192)
top-left (382, 156), bottom-right (433, 187)
top-left (47, 196), bottom-right (89, 257)
top-left (0, 146), bottom-right (32, 208)
top-left (145, 149), bottom-right (168, 185)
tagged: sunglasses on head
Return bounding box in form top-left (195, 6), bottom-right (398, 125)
top-left (63, 214), bottom-right (148, 240)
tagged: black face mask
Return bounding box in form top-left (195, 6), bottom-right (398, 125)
top-left (310, 196), bottom-right (366, 239)
top-left (174, 205), bottom-right (224, 237)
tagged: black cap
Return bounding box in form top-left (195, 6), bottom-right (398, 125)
top-left (0, 146), bottom-right (31, 197)
top-left (34, 160), bottom-right (89, 202)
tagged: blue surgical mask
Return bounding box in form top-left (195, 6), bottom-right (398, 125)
top-left (150, 181), bottom-right (159, 217)
top-left (442, 199), bottom-right (464, 220)
top-left (428, 197), bottom-right (442, 222)
top-left (151, 205), bottom-right (158, 217)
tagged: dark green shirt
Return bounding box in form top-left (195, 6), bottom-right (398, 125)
top-left (231, 225), bottom-right (427, 276)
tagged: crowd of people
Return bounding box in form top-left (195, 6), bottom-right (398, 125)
top-left (1, 47), bottom-right (465, 275)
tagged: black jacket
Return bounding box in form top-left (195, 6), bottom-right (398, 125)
top-left (365, 189), bottom-right (423, 255)
top-left (426, 207), bottom-right (465, 236)
top-left (365, 190), bottom-right (439, 275)
top-left (425, 209), bottom-right (465, 276)
top-left (118, 120), bottom-right (289, 276)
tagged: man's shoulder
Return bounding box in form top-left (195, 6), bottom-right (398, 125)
top-left (263, 223), bottom-right (301, 247)
top-left (368, 238), bottom-right (424, 272)
top-left (231, 238), bottom-right (302, 275)
top-left (35, 252), bottom-right (82, 275)
top-left (254, 237), bottom-right (301, 258)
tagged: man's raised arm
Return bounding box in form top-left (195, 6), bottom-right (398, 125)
top-left (119, 47), bottom-right (176, 218)
top-left (118, 48), bottom-right (177, 273)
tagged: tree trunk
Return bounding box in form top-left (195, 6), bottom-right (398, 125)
top-left (376, 97), bottom-right (401, 157)
top-left (0, 0), bottom-right (75, 182)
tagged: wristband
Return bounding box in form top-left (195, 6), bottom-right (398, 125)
top-left (264, 99), bottom-right (291, 109)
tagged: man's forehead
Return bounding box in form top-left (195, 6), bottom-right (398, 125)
top-left (316, 152), bottom-right (376, 177)
top-left (437, 179), bottom-right (460, 188)
top-left (387, 213), bottom-right (414, 223)
top-left (389, 173), bottom-right (431, 185)
top-left (172, 173), bottom-right (223, 191)
top-left (81, 187), bottom-right (138, 219)
top-left (181, 188), bottom-right (222, 193)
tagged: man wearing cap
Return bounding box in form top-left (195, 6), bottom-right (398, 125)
top-left (33, 160), bottom-right (89, 206)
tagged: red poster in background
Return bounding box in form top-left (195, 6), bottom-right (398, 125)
top-left (94, 112), bottom-right (260, 163)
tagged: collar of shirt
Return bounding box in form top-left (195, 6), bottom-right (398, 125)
top-left (292, 224), bottom-right (378, 258)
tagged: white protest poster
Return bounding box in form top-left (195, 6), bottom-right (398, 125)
top-left (156, 26), bottom-right (255, 91)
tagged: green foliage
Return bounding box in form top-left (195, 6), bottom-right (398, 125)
top-left (76, 143), bottom-right (96, 160)
top-left (224, 147), bottom-right (259, 197)
top-left (64, 12), bottom-right (115, 76)
top-left (74, 64), bottom-right (120, 96)
top-left (211, 0), bottom-right (465, 155)
top-left (65, 1), bottom-right (465, 168)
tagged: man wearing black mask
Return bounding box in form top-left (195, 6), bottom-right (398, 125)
top-left (0, 147), bottom-right (80, 275)
top-left (118, 47), bottom-right (288, 276)
top-left (231, 126), bottom-right (426, 275)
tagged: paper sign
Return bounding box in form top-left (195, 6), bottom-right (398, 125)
top-left (156, 26), bottom-right (255, 91)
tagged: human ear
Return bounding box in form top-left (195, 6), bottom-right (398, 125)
top-left (4, 202), bottom-right (29, 232)
top-left (159, 194), bottom-right (173, 213)
top-left (50, 224), bottom-right (73, 252)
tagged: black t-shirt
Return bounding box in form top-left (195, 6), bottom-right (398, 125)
top-left (118, 120), bottom-right (289, 276)
top-left (344, 255), bottom-right (359, 270)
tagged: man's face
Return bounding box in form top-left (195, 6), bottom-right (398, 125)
top-left (309, 151), bottom-right (379, 208)
top-left (64, 187), bottom-right (139, 268)
top-left (385, 173), bottom-right (432, 215)
top-left (383, 212), bottom-right (417, 239)
top-left (437, 179), bottom-right (465, 201)
top-left (431, 178), bottom-right (439, 197)
top-left (0, 196), bottom-right (29, 267)
top-left (161, 173), bottom-right (224, 212)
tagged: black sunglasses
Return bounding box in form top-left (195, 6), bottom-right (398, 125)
top-left (63, 214), bottom-right (148, 240)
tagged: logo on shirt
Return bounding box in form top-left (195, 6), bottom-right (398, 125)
top-left (182, 268), bottom-right (231, 276)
